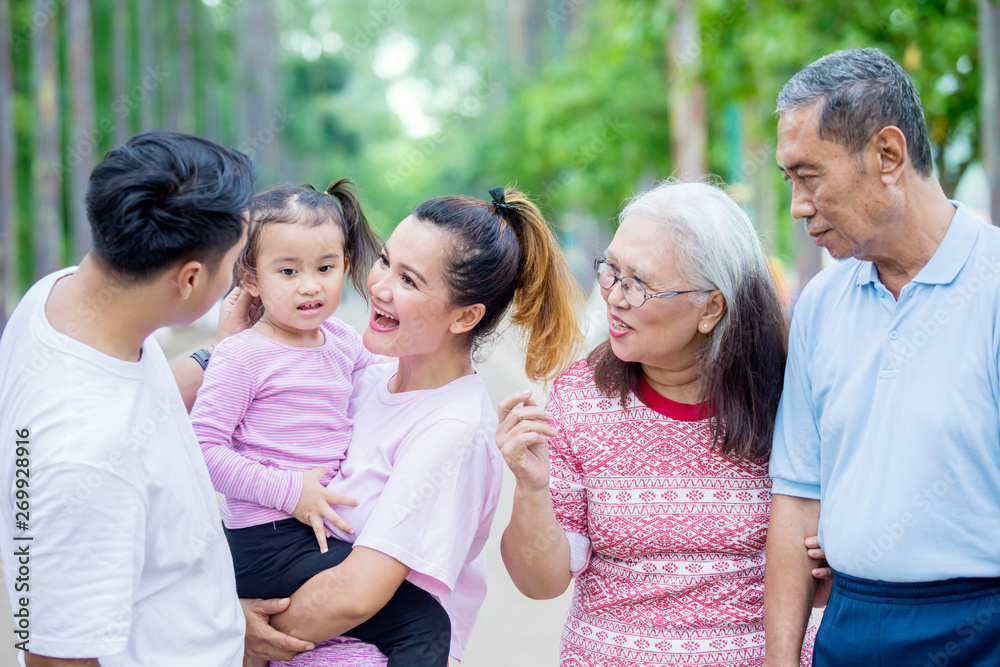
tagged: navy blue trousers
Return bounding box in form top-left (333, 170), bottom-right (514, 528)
top-left (814, 570), bottom-right (1000, 667)
top-left (225, 519), bottom-right (450, 667)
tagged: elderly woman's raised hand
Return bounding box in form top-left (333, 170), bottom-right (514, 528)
top-left (497, 390), bottom-right (557, 493)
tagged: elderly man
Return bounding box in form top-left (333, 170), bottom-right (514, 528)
top-left (764, 48), bottom-right (1000, 666)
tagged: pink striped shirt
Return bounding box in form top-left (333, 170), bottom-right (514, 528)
top-left (191, 317), bottom-right (378, 529)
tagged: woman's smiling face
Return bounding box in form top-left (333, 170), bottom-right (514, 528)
top-left (363, 215), bottom-right (466, 359)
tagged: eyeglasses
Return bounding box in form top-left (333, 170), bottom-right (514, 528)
top-left (594, 258), bottom-right (708, 308)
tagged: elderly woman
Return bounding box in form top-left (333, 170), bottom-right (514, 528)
top-left (498, 181), bottom-right (815, 666)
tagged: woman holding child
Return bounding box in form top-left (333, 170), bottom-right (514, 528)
top-left (195, 184), bottom-right (582, 665)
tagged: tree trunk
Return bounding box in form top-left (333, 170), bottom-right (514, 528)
top-left (197, 1), bottom-right (217, 141)
top-left (32, 0), bottom-right (61, 278)
top-left (255, 1), bottom-right (283, 181)
top-left (137, 0), bottom-right (158, 130)
top-left (981, 0), bottom-right (1000, 226)
top-left (507, 0), bottom-right (542, 70)
top-left (667, 0), bottom-right (708, 179)
top-left (112, 0), bottom-right (130, 145)
top-left (796, 221), bottom-right (824, 293)
top-left (745, 110), bottom-right (778, 255)
top-left (233, 2), bottom-right (250, 150)
top-left (66, 0), bottom-right (96, 262)
top-left (0, 0), bottom-right (16, 324)
top-left (175, 0), bottom-right (194, 133)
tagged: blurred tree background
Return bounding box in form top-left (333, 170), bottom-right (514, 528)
top-left (0, 0), bottom-right (996, 328)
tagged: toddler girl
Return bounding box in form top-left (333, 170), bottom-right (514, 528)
top-left (191, 180), bottom-right (451, 666)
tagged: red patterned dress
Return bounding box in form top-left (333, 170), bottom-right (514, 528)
top-left (548, 361), bottom-right (815, 667)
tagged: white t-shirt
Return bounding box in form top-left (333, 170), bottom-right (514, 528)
top-left (0, 268), bottom-right (245, 665)
top-left (326, 363), bottom-right (503, 661)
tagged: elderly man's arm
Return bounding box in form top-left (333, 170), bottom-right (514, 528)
top-left (763, 494), bottom-right (822, 667)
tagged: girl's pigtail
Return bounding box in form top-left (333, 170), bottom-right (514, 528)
top-left (325, 179), bottom-right (381, 301)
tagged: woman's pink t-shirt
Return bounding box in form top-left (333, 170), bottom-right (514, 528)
top-left (300, 363), bottom-right (503, 664)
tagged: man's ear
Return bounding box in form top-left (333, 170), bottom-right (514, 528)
top-left (173, 260), bottom-right (206, 300)
top-left (450, 303), bottom-right (486, 335)
top-left (874, 126), bottom-right (907, 185)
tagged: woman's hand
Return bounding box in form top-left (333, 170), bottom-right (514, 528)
top-left (292, 466), bottom-right (358, 553)
top-left (806, 535), bottom-right (833, 607)
top-left (496, 390), bottom-right (556, 494)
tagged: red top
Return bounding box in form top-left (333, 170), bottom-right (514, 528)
top-left (638, 375), bottom-right (715, 422)
top-left (548, 360), bottom-right (815, 667)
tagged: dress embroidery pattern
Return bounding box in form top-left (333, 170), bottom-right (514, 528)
top-left (549, 361), bottom-right (814, 666)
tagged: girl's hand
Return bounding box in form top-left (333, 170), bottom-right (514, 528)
top-left (292, 466), bottom-right (358, 553)
top-left (496, 391), bottom-right (557, 494)
top-left (806, 535), bottom-right (833, 607)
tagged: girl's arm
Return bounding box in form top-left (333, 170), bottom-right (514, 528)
top-left (193, 345), bottom-right (356, 545)
top-left (496, 391), bottom-right (573, 599)
top-left (191, 344), bottom-right (300, 514)
top-left (269, 547), bottom-right (411, 641)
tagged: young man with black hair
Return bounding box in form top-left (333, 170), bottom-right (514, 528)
top-left (0, 132), bottom-right (293, 666)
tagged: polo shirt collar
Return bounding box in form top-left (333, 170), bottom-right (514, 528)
top-left (853, 201), bottom-right (980, 288)
top-left (855, 261), bottom-right (879, 288)
top-left (911, 201), bottom-right (980, 285)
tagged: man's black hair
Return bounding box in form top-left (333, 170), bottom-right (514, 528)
top-left (85, 131), bottom-right (256, 281)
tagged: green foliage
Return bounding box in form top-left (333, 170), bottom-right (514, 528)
top-left (701, 0), bottom-right (980, 194)
top-left (469, 0), bottom-right (672, 226)
top-left (0, 0), bottom-right (986, 300)
top-left (455, 0), bottom-right (980, 247)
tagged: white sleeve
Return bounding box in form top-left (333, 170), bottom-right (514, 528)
top-left (566, 530), bottom-right (592, 575)
top-left (21, 463), bottom-right (146, 658)
top-left (353, 419), bottom-right (491, 599)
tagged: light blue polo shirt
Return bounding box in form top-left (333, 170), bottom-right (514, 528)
top-left (770, 203), bottom-right (1000, 582)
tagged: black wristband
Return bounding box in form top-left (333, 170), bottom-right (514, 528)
top-left (190, 348), bottom-right (212, 371)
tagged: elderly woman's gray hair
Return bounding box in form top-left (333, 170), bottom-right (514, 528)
top-left (776, 47), bottom-right (932, 176)
top-left (589, 180), bottom-right (787, 460)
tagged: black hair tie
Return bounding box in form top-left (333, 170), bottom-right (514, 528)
top-left (489, 186), bottom-right (520, 218)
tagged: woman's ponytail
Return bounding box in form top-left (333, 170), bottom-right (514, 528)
top-left (501, 190), bottom-right (583, 382)
top-left (413, 187), bottom-right (583, 383)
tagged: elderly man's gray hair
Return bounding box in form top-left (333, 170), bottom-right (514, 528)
top-left (776, 47), bottom-right (932, 176)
